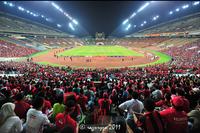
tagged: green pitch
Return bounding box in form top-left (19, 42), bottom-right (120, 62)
top-left (57, 45), bottom-right (143, 56)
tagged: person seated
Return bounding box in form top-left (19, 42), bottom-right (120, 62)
top-left (0, 102), bottom-right (23, 133)
top-left (14, 92), bottom-right (30, 120)
top-left (24, 96), bottom-right (51, 133)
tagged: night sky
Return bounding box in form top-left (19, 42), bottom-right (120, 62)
top-left (1, 1), bottom-right (200, 37)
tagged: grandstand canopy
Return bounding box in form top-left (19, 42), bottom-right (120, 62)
top-left (1, 1), bottom-right (200, 37)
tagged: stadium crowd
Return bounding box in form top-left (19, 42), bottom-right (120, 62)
top-left (0, 40), bottom-right (38, 57)
top-left (0, 57), bottom-right (199, 133)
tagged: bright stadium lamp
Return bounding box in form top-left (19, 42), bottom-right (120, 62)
top-left (69, 22), bottom-right (75, 31)
top-left (72, 19), bottom-right (78, 25)
top-left (137, 2), bottom-right (150, 13)
top-left (130, 12), bottom-right (136, 19)
top-left (18, 6), bottom-right (24, 11)
top-left (125, 24), bottom-right (131, 31)
top-left (57, 24), bottom-right (61, 28)
top-left (8, 3), bottom-right (14, 7)
top-left (182, 4), bottom-right (189, 9)
top-left (134, 25), bottom-right (137, 28)
top-left (122, 19), bottom-right (129, 25)
top-left (176, 8), bottom-right (180, 12)
top-left (193, 1), bottom-right (200, 5)
top-left (169, 11), bottom-right (173, 15)
top-left (3, 1), bottom-right (7, 5)
top-left (141, 23), bottom-right (144, 27)
top-left (144, 21), bottom-right (147, 24)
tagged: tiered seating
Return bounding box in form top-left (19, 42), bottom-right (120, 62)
top-left (0, 13), bottom-right (67, 35)
top-left (0, 39), bottom-right (38, 57)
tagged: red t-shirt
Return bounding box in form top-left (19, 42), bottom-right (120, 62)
top-left (42, 100), bottom-right (52, 114)
top-left (14, 100), bottom-right (30, 119)
top-left (160, 107), bottom-right (188, 133)
top-left (55, 113), bottom-right (77, 132)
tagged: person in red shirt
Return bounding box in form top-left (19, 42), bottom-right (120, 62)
top-left (14, 92), bottom-right (30, 119)
top-left (176, 89), bottom-right (190, 113)
top-left (155, 92), bottom-right (171, 110)
top-left (160, 96), bottom-right (188, 133)
top-left (98, 92), bottom-right (112, 115)
top-left (76, 88), bottom-right (88, 113)
top-left (55, 100), bottom-right (78, 133)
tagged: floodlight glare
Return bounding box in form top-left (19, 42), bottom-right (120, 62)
top-left (41, 15), bottom-right (44, 18)
top-left (130, 12), bottom-right (136, 19)
top-left (8, 3), bottom-right (14, 7)
top-left (134, 25), bottom-right (137, 28)
top-left (72, 19), bottom-right (78, 25)
top-left (3, 1), bottom-right (7, 5)
top-left (176, 8), bottom-right (180, 12)
top-left (193, 1), bottom-right (200, 5)
top-left (182, 5), bottom-right (189, 9)
top-left (69, 22), bottom-right (75, 31)
top-left (144, 21), bottom-right (147, 24)
top-left (18, 6), bottom-right (24, 11)
top-left (125, 24), bottom-right (131, 31)
top-left (141, 24), bottom-right (144, 27)
top-left (137, 2), bottom-right (150, 13)
top-left (122, 19), bottom-right (129, 25)
top-left (169, 11), bottom-right (173, 15)
top-left (57, 24), bottom-right (61, 28)
top-left (26, 10), bottom-right (30, 13)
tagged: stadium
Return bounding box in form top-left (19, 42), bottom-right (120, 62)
top-left (0, 1), bottom-right (200, 133)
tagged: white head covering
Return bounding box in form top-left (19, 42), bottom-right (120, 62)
top-left (0, 102), bottom-right (16, 126)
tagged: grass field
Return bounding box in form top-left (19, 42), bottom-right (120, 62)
top-left (57, 45), bottom-right (144, 56)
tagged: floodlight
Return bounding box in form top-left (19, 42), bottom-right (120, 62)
top-left (72, 19), bottom-right (78, 25)
top-left (182, 5), bottom-right (189, 9)
top-left (137, 2), bottom-right (150, 13)
top-left (26, 10), bottom-right (30, 13)
top-left (141, 24), bottom-right (144, 27)
top-left (57, 24), bottom-right (61, 28)
top-left (193, 1), bottom-right (200, 5)
top-left (125, 24), bottom-right (131, 31)
top-left (134, 25), bottom-right (137, 28)
top-left (130, 12), bottom-right (136, 19)
top-left (176, 8), bottom-right (180, 12)
top-left (144, 21), bottom-right (147, 24)
top-left (3, 1), bottom-right (7, 5)
top-left (41, 15), bottom-right (44, 18)
top-left (69, 22), bottom-right (75, 31)
top-left (18, 6), bottom-right (24, 11)
top-left (8, 3), bottom-right (14, 7)
top-left (169, 11), bottom-right (173, 15)
top-left (122, 19), bottom-right (129, 25)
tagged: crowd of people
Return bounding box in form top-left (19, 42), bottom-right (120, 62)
top-left (0, 40), bottom-right (38, 57)
top-left (0, 58), bottom-right (199, 133)
top-left (0, 37), bottom-right (199, 133)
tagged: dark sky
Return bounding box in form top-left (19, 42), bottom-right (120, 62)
top-left (1, 1), bottom-right (200, 37)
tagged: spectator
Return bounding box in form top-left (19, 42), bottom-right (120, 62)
top-left (55, 99), bottom-right (78, 133)
top-left (140, 98), bottom-right (165, 133)
top-left (24, 96), bottom-right (50, 133)
top-left (0, 102), bottom-right (23, 133)
top-left (14, 92), bottom-right (30, 119)
top-left (118, 91), bottom-right (144, 120)
top-left (160, 96), bottom-right (188, 133)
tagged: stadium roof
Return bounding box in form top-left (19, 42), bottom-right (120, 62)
top-left (1, 1), bottom-right (200, 37)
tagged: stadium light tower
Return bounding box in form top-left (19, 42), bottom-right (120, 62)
top-left (125, 24), bottom-right (131, 31)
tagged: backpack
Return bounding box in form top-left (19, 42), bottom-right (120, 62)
top-left (140, 111), bottom-right (165, 133)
